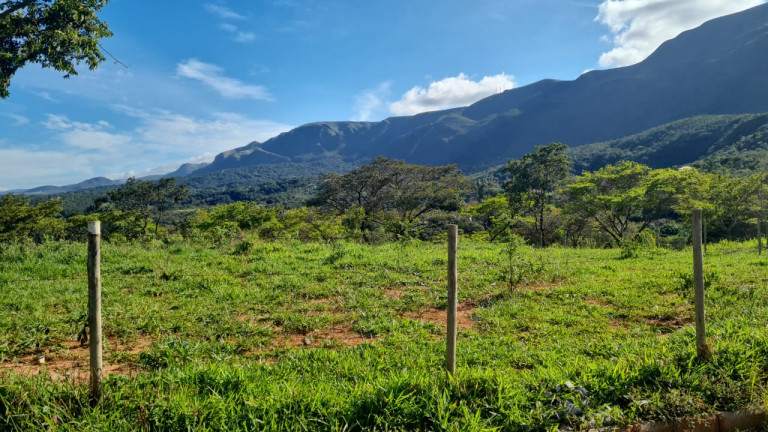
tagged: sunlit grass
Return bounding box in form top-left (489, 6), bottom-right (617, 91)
top-left (1, 237), bottom-right (767, 430)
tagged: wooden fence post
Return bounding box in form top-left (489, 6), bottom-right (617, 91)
top-left (87, 221), bottom-right (104, 401)
top-left (446, 224), bottom-right (458, 375)
top-left (758, 217), bottom-right (763, 256)
top-left (692, 210), bottom-right (711, 360)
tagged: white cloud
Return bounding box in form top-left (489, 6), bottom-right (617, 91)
top-left (219, 22), bottom-right (257, 43)
top-left (0, 109), bottom-right (293, 189)
top-left (35, 91), bottom-right (59, 103)
top-left (3, 113), bottom-right (30, 126)
top-left (60, 130), bottom-right (132, 150)
top-left (596, 0), bottom-right (765, 67)
top-left (352, 82), bottom-right (391, 121)
top-left (42, 114), bottom-right (131, 150)
top-left (111, 105), bottom-right (292, 156)
top-left (220, 23), bottom-right (238, 32)
top-left (131, 110), bottom-right (290, 154)
top-left (176, 59), bottom-right (272, 100)
top-left (207, 4), bottom-right (256, 43)
top-left (204, 4), bottom-right (246, 20)
top-left (0, 149), bottom-right (93, 189)
top-left (389, 73), bottom-right (515, 116)
top-left (233, 31), bottom-right (257, 43)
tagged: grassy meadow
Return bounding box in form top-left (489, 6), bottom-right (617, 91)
top-left (1, 236), bottom-right (768, 430)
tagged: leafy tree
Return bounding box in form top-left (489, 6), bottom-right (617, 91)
top-left (0, 193), bottom-right (62, 242)
top-left (93, 177), bottom-right (188, 237)
top-left (466, 195), bottom-right (513, 241)
top-left (503, 142), bottom-right (571, 246)
top-left (706, 174), bottom-right (761, 240)
top-left (564, 161), bottom-right (678, 245)
top-left (1, 0), bottom-right (113, 98)
top-left (194, 202), bottom-right (279, 232)
top-left (310, 157), bottom-right (394, 226)
top-left (309, 156), bottom-right (472, 240)
top-left (670, 168), bottom-right (763, 241)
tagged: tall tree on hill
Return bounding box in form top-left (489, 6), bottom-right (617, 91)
top-left (502, 142), bottom-right (571, 247)
top-left (0, 0), bottom-right (112, 98)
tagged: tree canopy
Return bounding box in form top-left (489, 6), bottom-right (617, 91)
top-left (1, 0), bottom-right (112, 98)
top-left (91, 177), bottom-right (188, 237)
top-left (563, 161), bottom-right (674, 245)
top-left (503, 142), bottom-right (571, 246)
top-left (0, 193), bottom-right (62, 242)
top-left (309, 156), bottom-right (472, 239)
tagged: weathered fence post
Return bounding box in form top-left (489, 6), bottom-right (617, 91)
top-left (758, 217), bottom-right (763, 256)
top-left (87, 221), bottom-right (104, 401)
top-left (692, 210), bottom-right (711, 360)
top-left (446, 224), bottom-right (458, 375)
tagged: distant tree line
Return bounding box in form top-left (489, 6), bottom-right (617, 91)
top-left (2, 148), bottom-right (767, 249)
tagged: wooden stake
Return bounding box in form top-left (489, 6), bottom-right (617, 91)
top-left (692, 210), bottom-right (711, 360)
top-left (446, 224), bottom-right (458, 375)
top-left (759, 217), bottom-right (763, 256)
top-left (87, 221), bottom-right (104, 401)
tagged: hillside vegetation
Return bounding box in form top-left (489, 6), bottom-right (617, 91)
top-left (569, 113), bottom-right (768, 175)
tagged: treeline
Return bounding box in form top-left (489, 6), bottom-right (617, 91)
top-left (3, 144), bottom-right (767, 248)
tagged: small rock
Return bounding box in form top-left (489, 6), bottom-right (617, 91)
top-left (575, 386), bottom-right (588, 398)
top-left (564, 381), bottom-right (575, 390)
top-left (36, 354), bottom-right (46, 365)
top-left (564, 401), bottom-right (583, 416)
top-left (302, 337), bottom-right (312, 346)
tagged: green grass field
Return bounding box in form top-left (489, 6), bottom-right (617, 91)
top-left (1, 236), bottom-right (768, 431)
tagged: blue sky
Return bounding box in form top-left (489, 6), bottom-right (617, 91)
top-left (0, 0), bottom-right (764, 190)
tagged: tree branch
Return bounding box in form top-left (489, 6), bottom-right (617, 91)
top-left (0, 0), bottom-right (36, 19)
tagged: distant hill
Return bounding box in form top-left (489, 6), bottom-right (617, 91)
top-left (182, 157), bottom-right (356, 190)
top-left (568, 113), bottom-right (768, 175)
top-left (22, 177), bottom-right (123, 196)
top-left (13, 163), bottom-right (210, 196)
top-left (199, 3), bottom-right (768, 174)
top-left (140, 162), bottom-right (210, 181)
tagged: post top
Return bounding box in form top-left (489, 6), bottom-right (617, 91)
top-left (87, 221), bottom-right (101, 235)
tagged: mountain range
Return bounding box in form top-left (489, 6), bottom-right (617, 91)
top-left (195, 3), bottom-right (768, 174)
top-left (12, 3), bottom-right (768, 195)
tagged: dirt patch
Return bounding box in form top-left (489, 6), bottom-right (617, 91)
top-left (0, 335), bottom-right (153, 383)
top-left (280, 326), bottom-right (376, 349)
top-left (308, 296), bottom-right (338, 305)
top-left (404, 302), bottom-right (477, 330)
top-left (641, 315), bottom-right (693, 332)
top-left (384, 288), bottom-right (404, 299)
top-left (584, 298), bottom-right (610, 307)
